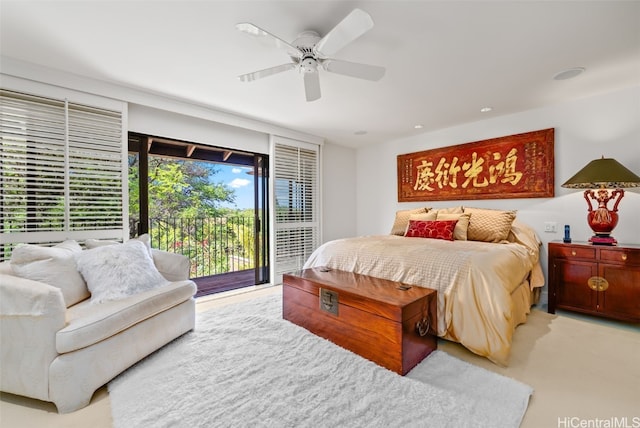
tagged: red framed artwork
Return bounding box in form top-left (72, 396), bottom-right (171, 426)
top-left (397, 128), bottom-right (554, 202)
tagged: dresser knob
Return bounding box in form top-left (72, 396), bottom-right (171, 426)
top-left (587, 276), bottom-right (609, 291)
top-left (571, 251), bottom-right (576, 256)
top-left (621, 254), bottom-right (627, 261)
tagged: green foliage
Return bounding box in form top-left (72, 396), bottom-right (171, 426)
top-left (147, 158), bottom-right (235, 218)
top-left (129, 155), bottom-right (255, 277)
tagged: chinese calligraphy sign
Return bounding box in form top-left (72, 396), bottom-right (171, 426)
top-left (398, 128), bottom-right (554, 202)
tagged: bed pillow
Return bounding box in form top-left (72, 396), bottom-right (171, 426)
top-left (409, 212), bottom-right (438, 221)
top-left (390, 208), bottom-right (430, 235)
top-left (10, 240), bottom-right (89, 307)
top-left (406, 212), bottom-right (438, 234)
top-left (464, 207), bottom-right (517, 243)
top-left (436, 212), bottom-right (471, 241)
top-left (404, 219), bottom-right (458, 241)
top-left (431, 206), bottom-right (464, 215)
top-left (76, 239), bottom-right (169, 304)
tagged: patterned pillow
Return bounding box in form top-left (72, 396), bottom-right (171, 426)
top-left (436, 212), bottom-right (471, 240)
top-left (390, 208), bottom-right (430, 235)
top-left (406, 212), bottom-right (438, 235)
top-left (404, 220), bottom-right (458, 241)
top-left (464, 207), bottom-right (517, 243)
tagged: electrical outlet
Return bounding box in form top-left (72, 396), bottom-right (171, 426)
top-left (544, 221), bottom-right (557, 233)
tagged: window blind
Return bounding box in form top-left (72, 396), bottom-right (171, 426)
top-left (1, 89), bottom-right (125, 259)
top-left (273, 139), bottom-right (320, 283)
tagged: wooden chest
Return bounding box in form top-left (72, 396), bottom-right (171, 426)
top-left (283, 268), bottom-right (437, 375)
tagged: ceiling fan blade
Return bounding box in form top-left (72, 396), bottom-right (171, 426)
top-left (238, 63), bottom-right (296, 82)
top-left (236, 22), bottom-right (303, 59)
top-left (313, 8), bottom-right (374, 58)
top-left (304, 71), bottom-right (321, 102)
top-left (322, 59), bottom-right (385, 81)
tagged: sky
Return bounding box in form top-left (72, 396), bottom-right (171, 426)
top-left (215, 164), bottom-right (254, 210)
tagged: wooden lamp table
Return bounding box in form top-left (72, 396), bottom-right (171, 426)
top-left (548, 241), bottom-right (640, 322)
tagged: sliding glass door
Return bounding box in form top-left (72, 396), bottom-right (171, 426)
top-left (128, 132), bottom-right (269, 296)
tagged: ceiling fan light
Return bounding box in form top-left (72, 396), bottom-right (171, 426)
top-left (301, 58), bottom-right (318, 73)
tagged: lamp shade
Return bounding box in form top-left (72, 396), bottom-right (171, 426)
top-left (562, 157), bottom-right (640, 189)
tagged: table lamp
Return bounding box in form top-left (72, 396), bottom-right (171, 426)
top-left (561, 157), bottom-right (640, 245)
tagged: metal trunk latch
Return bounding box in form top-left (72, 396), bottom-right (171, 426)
top-left (319, 288), bottom-right (339, 315)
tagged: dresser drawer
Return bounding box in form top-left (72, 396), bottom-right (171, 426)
top-left (599, 248), bottom-right (640, 265)
top-left (551, 245), bottom-right (596, 260)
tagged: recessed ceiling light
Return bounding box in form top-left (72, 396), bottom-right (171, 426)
top-left (414, 124), bottom-right (424, 129)
top-left (480, 107), bottom-right (493, 113)
top-left (354, 130), bottom-right (367, 135)
top-left (553, 67), bottom-right (586, 81)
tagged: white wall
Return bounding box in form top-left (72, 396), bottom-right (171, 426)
top-left (321, 142), bottom-right (358, 243)
top-left (355, 86), bottom-right (640, 302)
top-left (128, 104), bottom-right (269, 154)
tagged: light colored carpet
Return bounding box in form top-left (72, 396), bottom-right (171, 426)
top-left (109, 294), bottom-right (533, 428)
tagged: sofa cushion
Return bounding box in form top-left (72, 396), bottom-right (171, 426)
top-left (9, 240), bottom-right (89, 307)
top-left (76, 240), bottom-right (169, 304)
top-left (0, 261), bottom-right (13, 275)
top-left (57, 280), bottom-right (196, 354)
top-left (84, 234), bottom-right (152, 257)
top-left (151, 249), bottom-right (191, 282)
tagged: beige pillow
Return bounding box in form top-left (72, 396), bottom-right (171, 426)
top-left (431, 206), bottom-right (464, 215)
top-left (409, 212), bottom-right (438, 221)
top-left (436, 212), bottom-right (471, 240)
top-left (10, 240), bottom-right (89, 307)
top-left (464, 207), bottom-right (517, 243)
top-left (390, 208), bottom-right (430, 235)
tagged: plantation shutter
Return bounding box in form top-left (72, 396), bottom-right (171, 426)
top-left (272, 137), bottom-right (320, 283)
top-left (67, 103), bottom-right (123, 231)
top-left (1, 88), bottom-right (125, 260)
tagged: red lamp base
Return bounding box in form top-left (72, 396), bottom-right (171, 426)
top-left (583, 189), bottom-right (624, 246)
top-left (589, 234), bottom-right (617, 246)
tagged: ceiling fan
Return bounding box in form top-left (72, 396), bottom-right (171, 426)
top-left (236, 8), bottom-right (385, 102)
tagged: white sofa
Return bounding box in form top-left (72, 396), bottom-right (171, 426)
top-left (0, 242), bottom-right (197, 413)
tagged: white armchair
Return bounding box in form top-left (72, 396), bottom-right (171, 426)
top-left (0, 246), bottom-right (197, 413)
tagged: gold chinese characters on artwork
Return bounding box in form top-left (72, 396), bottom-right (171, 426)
top-left (397, 128), bottom-right (554, 202)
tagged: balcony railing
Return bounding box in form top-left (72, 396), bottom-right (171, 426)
top-left (131, 216), bottom-right (256, 279)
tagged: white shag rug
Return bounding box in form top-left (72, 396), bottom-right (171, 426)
top-left (109, 293), bottom-right (532, 428)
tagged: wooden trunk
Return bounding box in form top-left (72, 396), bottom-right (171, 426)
top-left (283, 268), bottom-right (437, 375)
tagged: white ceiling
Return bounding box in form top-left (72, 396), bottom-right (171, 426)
top-left (1, 1), bottom-right (639, 148)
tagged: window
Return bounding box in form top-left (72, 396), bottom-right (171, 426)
top-left (272, 137), bottom-right (320, 283)
top-left (0, 89), bottom-right (125, 260)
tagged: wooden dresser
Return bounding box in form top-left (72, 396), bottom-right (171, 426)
top-left (548, 241), bottom-right (640, 322)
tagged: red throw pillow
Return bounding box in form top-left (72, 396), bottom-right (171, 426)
top-left (404, 219), bottom-right (459, 241)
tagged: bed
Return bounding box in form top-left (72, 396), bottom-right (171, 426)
top-left (303, 207), bottom-right (544, 366)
